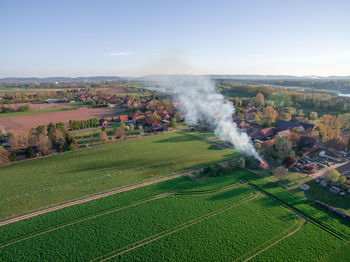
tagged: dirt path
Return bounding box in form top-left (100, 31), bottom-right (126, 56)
top-left (0, 173), bottom-right (185, 227)
top-left (309, 161), bottom-right (349, 179)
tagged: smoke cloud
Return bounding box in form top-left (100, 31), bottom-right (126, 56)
top-left (151, 76), bottom-right (262, 161)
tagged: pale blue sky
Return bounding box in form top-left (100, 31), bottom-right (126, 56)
top-left (1, 0), bottom-right (350, 77)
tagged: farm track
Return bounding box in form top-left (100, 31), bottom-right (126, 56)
top-left (242, 218), bottom-right (306, 262)
top-left (0, 193), bottom-right (172, 249)
top-left (92, 194), bottom-right (260, 262)
top-left (0, 173), bottom-right (185, 227)
top-left (1, 182), bottom-right (245, 248)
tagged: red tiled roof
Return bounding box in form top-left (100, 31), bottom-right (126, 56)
top-left (119, 115), bottom-right (129, 122)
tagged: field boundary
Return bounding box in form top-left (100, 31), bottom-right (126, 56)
top-left (91, 194), bottom-right (260, 261)
top-left (243, 175), bottom-right (346, 240)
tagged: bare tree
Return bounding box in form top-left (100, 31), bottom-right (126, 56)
top-left (273, 166), bottom-right (288, 183)
top-left (99, 131), bottom-right (109, 143)
top-left (0, 146), bottom-right (9, 165)
top-left (37, 134), bottom-right (51, 156)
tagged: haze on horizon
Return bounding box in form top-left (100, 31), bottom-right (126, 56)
top-left (1, 0), bottom-right (350, 78)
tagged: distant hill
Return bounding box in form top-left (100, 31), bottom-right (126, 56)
top-left (1, 74), bottom-right (350, 84)
top-left (0, 76), bottom-right (122, 83)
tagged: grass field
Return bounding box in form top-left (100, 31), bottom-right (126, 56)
top-left (0, 102), bottom-right (84, 118)
top-left (0, 132), bottom-right (237, 219)
top-left (0, 171), bottom-right (347, 261)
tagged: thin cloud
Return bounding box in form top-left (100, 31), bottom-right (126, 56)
top-left (104, 51), bottom-right (134, 56)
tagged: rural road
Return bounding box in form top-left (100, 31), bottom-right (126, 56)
top-left (0, 172), bottom-right (187, 227)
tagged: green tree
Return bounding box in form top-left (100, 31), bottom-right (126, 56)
top-left (254, 93), bottom-right (265, 107)
top-left (278, 111), bottom-right (291, 121)
top-left (263, 106), bottom-right (278, 126)
top-left (236, 157), bottom-right (246, 169)
top-left (325, 169), bottom-right (341, 183)
top-left (338, 176), bottom-right (347, 185)
top-left (170, 118), bottom-right (177, 128)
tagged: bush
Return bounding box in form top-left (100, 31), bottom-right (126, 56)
top-left (25, 146), bottom-right (34, 159)
top-left (236, 157), bottom-right (246, 169)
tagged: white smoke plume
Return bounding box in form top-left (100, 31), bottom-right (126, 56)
top-left (151, 76), bottom-right (262, 161)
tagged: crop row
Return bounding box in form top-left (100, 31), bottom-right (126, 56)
top-left (0, 174), bottom-right (244, 245)
top-left (0, 183), bottom-right (254, 261)
top-left (112, 196), bottom-right (297, 261)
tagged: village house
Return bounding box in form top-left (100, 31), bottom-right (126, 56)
top-left (99, 119), bottom-right (110, 127)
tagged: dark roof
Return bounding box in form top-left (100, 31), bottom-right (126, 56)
top-left (276, 120), bottom-right (302, 131)
top-left (300, 122), bottom-right (315, 130)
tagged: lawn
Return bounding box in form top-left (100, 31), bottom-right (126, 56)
top-left (0, 132), bottom-right (237, 219)
top-left (0, 171), bottom-right (346, 261)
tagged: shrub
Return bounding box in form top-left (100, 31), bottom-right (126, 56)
top-left (25, 146), bottom-right (34, 159)
top-left (9, 151), bottom-right (16, 162)
top-left (99, 131), bottom-right (109, 143)
top-left (0, 146), bottom-right (9, 165)
top-left (303, 164), bottom-right (316, 174)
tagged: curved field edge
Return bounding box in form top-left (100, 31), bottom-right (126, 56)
top-left (0, 132), bottom-right (237, 219)
top-left (243, 172), bottom-right (350, 240)
top-left (249, 223), bottom-right (344, 262)
top-left (322, 241), bottom-right (350, 262)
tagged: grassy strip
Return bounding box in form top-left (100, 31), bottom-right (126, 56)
top-left (243, 172), bottom-right (350, 240)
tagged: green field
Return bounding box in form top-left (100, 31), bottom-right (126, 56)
top-left (0, 171), bottom-right (348, 261)
top-left (0, 102), bottom-right (84, 118)
top-left (0, 132), bottom-right (237, 219)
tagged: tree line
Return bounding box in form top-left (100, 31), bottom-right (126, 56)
top-left (69, 118), bottom-right (99, 130)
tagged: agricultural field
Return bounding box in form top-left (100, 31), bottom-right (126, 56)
top-left (71, 126), bottom-right (140, 148)
top-left (0, 132), bottom-right (237, 219)
top-left (0, 171), bottom-right (348, 261)
top-left (0, 107), bottom-right (124, 134)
